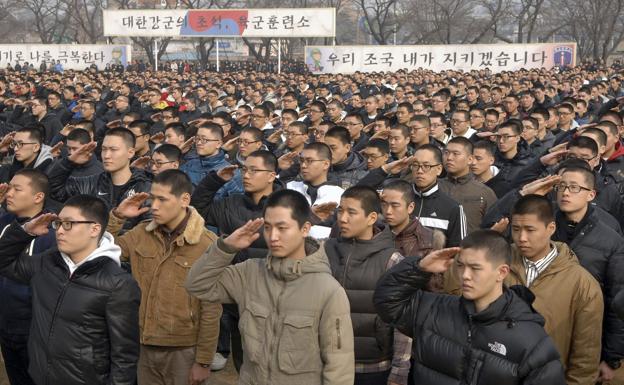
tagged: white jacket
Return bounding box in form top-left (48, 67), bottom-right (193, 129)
top-left (287, 181), bottom-right (344, 239)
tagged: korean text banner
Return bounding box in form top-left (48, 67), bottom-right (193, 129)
top-left (305, 43), bottom-right (577, 73)
top-left (103, 9), bottom-right (336, 37)
top-left (0, 45), bottom-right (131, 70)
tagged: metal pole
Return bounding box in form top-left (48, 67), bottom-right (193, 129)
top-left (216, 39), bottom-right (220, 72)
top-left (154, 39), bottom-right (158, 71)
top-left (278, 39), bottom-right (281, 74)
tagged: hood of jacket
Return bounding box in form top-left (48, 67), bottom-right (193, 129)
top-left (326, 224), bottom-right (396, 264)
top-left (608, 141), bottom-right (624, 162)
top-left (33, 144), bottom-right (53, 168)
top-left (60, 231), bottom-right (121, 273)
top-left (333, 151), bottom-right (367, 173)
top-left (266, 238), bottom-right (332, 281)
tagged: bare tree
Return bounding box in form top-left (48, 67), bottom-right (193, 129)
top-left (21, 0), bottom-right (75, 43)
top-left (68, 0), bottom-right (106, 43)
top-left (354, 0), bottom-right (398, 44)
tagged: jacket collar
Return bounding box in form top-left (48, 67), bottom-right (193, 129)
top-left (444, 173), bottom-right (474, 185)
top-left (414, 183), bottom-right (438, 197)
top-left (145, 206), bottom-right (206, 246)
top-left (509, 241), bottom-right (577, 285)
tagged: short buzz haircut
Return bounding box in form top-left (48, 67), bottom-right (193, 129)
top-left (14, 168), bottom-right (49, 196)
top-left (460, 229), bottom-right (511, 265)
top-left (415, 144), bottom-right (443, 164)
top-left (511, 194), bottom-right (555, 226)
top-left (152, 144), bottom-right (180, 163)
top-left (382, 179), bottom-right (415, 205)
top-left (248, 150), bottom-right (277, 172)
top-left (197, 122), bottom-right (224, 140)
top-left (558, 163), bottom-right (596, 190)
top-left (105, 127), bottom-right (136, 148)
top-left (325, 126), bottom-right (351, 145)
top-left (264, 189), bottom-right (311, 227)
top-left (366, 138), bottom-right (389, 155)
top-left (304, 142), bottom-right (332, 162)
top-left (447, 137), bottom-right (473, 154)
top-left (63, 194), bottom-right (109, 239)
top-left (66, 128), bottom-right (91, 144)
top-left (498, 119), bottom-right (522, 135)
top-left (582, 128), bottom-right (607, 147)
top-left (473, 140), bottom-right (496, 157)
top-left (568, 135), bottom-right (598, 157)
top-left (17, 126), bottom-right (43, 145)
top-left (411, 114), bottom-right (431, 128)
top-left (391, 124), bottom-right (410, 138)
top-left (240, 126), bottom-right (263, 142)
top-left (128, 120), bottom-right (151, 136)
top-left (341, 185), bottom-right (381, 216)
top-left (153, 169), bottom-right (193, 196)
top-left (289, 121), bottom-right (309, 135)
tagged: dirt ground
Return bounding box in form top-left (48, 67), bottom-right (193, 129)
top-left (0, 356), bottom-right (238, 385)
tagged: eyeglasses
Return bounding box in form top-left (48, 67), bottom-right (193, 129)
top-left (133, 133), bottom-right (148, 139)
top-left (310, 109), bottom-right (323, 113)
top-left (195, 137), bottom-right (220, 144)
top-left (451, 119), bottom-right (467, 124)
top-left (241, 166), bottom-right (273, 175)
top-left (343, 121), bottom-right (362, 126)
top-left (410, 163), bottom-right (440, 172)
top-left (553, 183), bottom-right (592, 193)
top-left (149, 159), bottom-right (176, 168)
top-left (497, 134), bottom-right (518, 142)
top-left (252, 114), bottom-right (265, 119)
top-left (52, 220), bottom-right (96, 231)
top-left (299, 157), bottom-right (325, 166)
top-left (237, 139), bottom-right (260, 146)
top-left (362, 153), bottom-right (385, 160)
top-left (10, 141), bottom-right (37, 149)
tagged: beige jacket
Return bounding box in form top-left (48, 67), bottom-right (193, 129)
top-left (185, 238), bottom-right (355, 385)
top-left (108, 206), bottom-right (221, 365)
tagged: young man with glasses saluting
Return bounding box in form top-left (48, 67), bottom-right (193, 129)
top-left (180, 123), bottom-right (231, 186)
top-left (0, 126), bottom-right (54, 184)
top-left (0, 194), bottom-right (140, 385)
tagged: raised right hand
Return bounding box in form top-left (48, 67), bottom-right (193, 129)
top-left (113, 192), bottom-right (150, 219)
top-left (278, 151), bottom-right (299, 170)
top-left (223, 218), bottom-right (264, 251)
top-left (217, 165), bottom-right (239, 181)
top-left (0, 132), bottom-right (15, 153)
top-left (150, 132), bottom-right (165, 144)
top-left (221, 136), bottom-right (240, 152)
top-left (540, 149), bottom-right (567, 166)
top-left (419, 247), bottom-right (462, 273)
top-left (382, 155), bottom-right (414, 175)
top-left (23, 213), bottom-right (58, 236)
top-left (519, 175), bottom-right (562, 196)
top-left (68, 141), bottom-right (97, 165)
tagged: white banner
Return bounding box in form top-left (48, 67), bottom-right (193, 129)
top-left (0, 45), bottom-right (131, 70)
top-left (305, 43), bottom-right (577, 73)
top-left (103, 8), bottom-right (335, 37)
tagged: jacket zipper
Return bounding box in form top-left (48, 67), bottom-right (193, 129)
top-left (269, 261), bottom-right (287, 382)
top-left (46, 278), bottom-right (72, 385)
top-left (467, 314), bottom-right (473, 345)
top-left (341, 239), bottom-right (356, 286)
top-left (336, 318), bottom-right (342, 349)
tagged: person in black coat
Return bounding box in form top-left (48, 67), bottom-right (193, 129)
top-left (0, 194), bottom-right (140, 385)
top-left (374, 230), bottom-right (566, 385)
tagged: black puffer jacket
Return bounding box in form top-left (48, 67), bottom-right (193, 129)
top-left (0, 222), bottom-right (140, 385)
top-left (494, 140), bottom-right (534, 194)
top-left (48, 158), bottom-right (151, 230)
top-left (374, 257), bottom-right (566, 385)
top-left (329, 151), bottom-right (368, 190)
top-left (191, 170), bottom-right (284, 262)
top-left (553, 207), bottom-right (624, 363)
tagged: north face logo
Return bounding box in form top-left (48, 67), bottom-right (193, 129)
top-left (488, 341), bottom-right (507, 356)
top-left (430, 212), bottom-right (437, 217)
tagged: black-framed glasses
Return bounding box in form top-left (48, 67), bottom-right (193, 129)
top-left (195, 137), bottom-right (220, 144)
top-left (284, 132), bottom-right (305, 138)
top-left (52, 220), bottom-right (96, 231)
top-left (410, 163), bottom-right (440, 172)
top-left (241, 166), bottom-right (273, 175)
top-left (149, 159), bottom-right (176, 168)
top-left (553, 183), bottom-right (592, 194)
top-left (10, 141), bottom-right (37, 149)
top-left (237, 139), bottom-right (260, 146)
top-left (497, 134), bottom-right (518, 142)
top-left (362, 153), bottom-right (385, 160)
top-left (299, 157), bottom-right (325, 166)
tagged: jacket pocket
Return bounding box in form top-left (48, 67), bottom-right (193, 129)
top-left (239, 302), bottom-right (270, 365)
top-left (135, 246), bottom-right (156, 275)
top-left (278, 314), bottom-right (322, 374)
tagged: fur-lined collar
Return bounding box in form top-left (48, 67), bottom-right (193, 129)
top-left (145, 206), bottom-right (206, 246)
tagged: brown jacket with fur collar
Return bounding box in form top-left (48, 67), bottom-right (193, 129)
top-left (108, 206), bottom-right (220, 365)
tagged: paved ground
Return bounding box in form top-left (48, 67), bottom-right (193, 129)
top-left (0, 356), bottom-right (239, 385)
top-left (211, 358), bottom-right (239, 384)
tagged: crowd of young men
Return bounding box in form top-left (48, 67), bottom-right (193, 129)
top-left (0, 62), bottom-right (623, 385)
